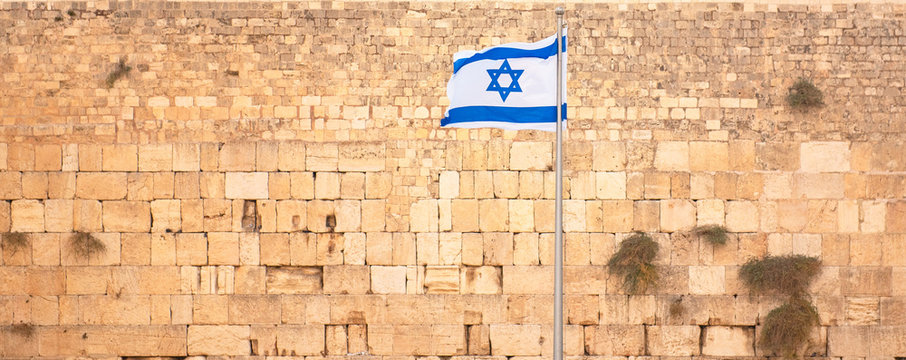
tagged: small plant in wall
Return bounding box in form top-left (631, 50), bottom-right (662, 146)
top-left (739, 255), bottom-right (822, 358)
top-left (608, 232), bottom-right (659, 294)
top-left (8, 322), bottom-right (36, 339)
top-left (69, 231), bottom-right (106, 259)
top-left (105, 58), bottom-right (132, 88)
top-left (1, 232), bottom-right (29, 255)
top-left (692, 224), bottom-right (729, 246)
top-left (786, 78), bottom-right (824, 109)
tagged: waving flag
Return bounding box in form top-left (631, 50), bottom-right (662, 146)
top-left (442, 29), bottom-right (567, 132)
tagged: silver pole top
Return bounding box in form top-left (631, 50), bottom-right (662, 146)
top-left (555, 7), bottom-right (564, 15)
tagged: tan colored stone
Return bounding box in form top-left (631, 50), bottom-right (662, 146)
top-left (489, 324), bottom-right (541, 355)
top-left (76, 172), bottom-right (127, 200)
top-left (371, 266), bottom-right (407, 294)
top-left (461, 266), bottom-right (501, 294)
top-left (187, 325), bottom-right (250, 355)
top-left (660, 199), bottom-right (695, 232)
top-left (339, 142), bottom-right (385, 171)
top-left (654, 141), bottom-right (689, 171)
top-left (584, 325), bottom-right (645, 355)
top-left (102, 144), bottom-right (138, 171)
top-left (102, 201), bottom-right (150, 232)
top-left (689, 141), bottom-right (729, 171)
top-left (266, 267), bottom-right (321, 294)
top-left (425, 265), bottom-right (459, 294)
top-left (510, 142), bottom-right (552, 170)
top-left (410, 199), bottom-right (438, 232)
top-left (801, 141), bottom-right (850, 172)
top-left (479, 199), bottom-right (508, 232)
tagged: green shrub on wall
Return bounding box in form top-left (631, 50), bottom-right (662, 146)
top-left (608, 232), bottom-right (659, 294)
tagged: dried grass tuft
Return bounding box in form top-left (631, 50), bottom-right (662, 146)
top-left (608, 232), bottom-right (659, 294)
top-left (787, 78), bottom-right (824, 108)
top-left (2, 232), bottom-right (29, 255)
top-left (739, 255), bottom-right (821, 297)
top-left (759, 297), bottom-right (819, 358)
top-left (692, 224), bottom-right (729, 246)
top-left (69, 231), bottom-right (106, 259)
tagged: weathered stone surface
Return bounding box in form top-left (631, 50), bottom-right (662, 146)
top-left (187, 325), bottom-right (249, 355)
top-left (801, 142), bottom-right (851, 172)
top-left (489, 324), bottom-right (541, 355)
top-left (584, 325), bottom-right (645, 355)
top-left (647, 325), bottom-right (700, 356)
top-left (510, 142), bottom-right (551, 170)
top-left (702, 326), bottom-right (755, 356)
top-left (275, 325), bottom-right (325, 356)
top-left (339, 142), bottom-right (385, 171)
top-left (266, 267), bottom-right (322, 294)
top-left (37, 325), bottom-right (186, 357)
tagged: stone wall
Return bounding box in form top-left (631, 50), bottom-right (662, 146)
top-left (2, 0), bottom-right (906, 358)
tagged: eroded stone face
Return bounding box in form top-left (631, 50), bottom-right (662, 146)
top-left (2, 1), bottom-right (906, 359)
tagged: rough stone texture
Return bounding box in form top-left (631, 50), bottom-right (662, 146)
top-left (1, 1), bottom-right (906, 358)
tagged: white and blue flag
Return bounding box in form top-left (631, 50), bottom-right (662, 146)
top-left (442, 30), bottom-right (567, 132)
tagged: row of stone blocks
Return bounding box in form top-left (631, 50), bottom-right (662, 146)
top-left (4, 228), bottom-right (906, 269)
top-left (5, 291), bottom-right (905, 327)
top-left (0, 263), bottom-right (899, 297)
top-left (0, 141), bottom-right (904, 173)
top-left (2, 197), bottom-right (905, 235)
top-left (3, 323), bottom-right (906, 357)
top-left (3, 168), bottom-right (906, 202)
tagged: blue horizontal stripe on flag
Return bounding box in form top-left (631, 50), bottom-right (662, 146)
top-left (452, 36), bottom-right (568, 74)
top-left (441, 104), bottom-right (567, 126)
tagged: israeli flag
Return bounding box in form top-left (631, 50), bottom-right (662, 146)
top-left (442, 30), bottom-right (567, 132)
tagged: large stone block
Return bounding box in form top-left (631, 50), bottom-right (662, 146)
top-left (225, 172), bottom-right (269, 199)
top-left (187, 325), bottom-right (250, 355)
top-left (510, 142), bottom-right (552, 170)
top-left (102, 201), bottom-right (150, 232)
top-left (654, 141), bottom-right (689, 171)
top-left (371, 266), bottom-right (407, 294)
top-left (37, 325), bottom-right (186, 357)
top-left (647, 325), bottom-right (700, 356)
top-left (479, 199), bottom-right (508, 232)
top-left (689, 141), bottom-right (729, 171)
top-left (461, 266), bottom-right (501, 294)
top-left (801, 141), bottom-right (850, 172)
top-left (76, 172), bottom-right (127, 200)
top-left (584, 325), bottom-right (645, 355)
top-left (489, 324), bottom-right (541, 355)
top-left (425, 265), bottom-right (459, 294)
top-left (266, 267), bottom-right (322, 294)
top-left (701, 326), bottom-right (754, 356)
top-left (503, 266), bottom-right (551, 294)
top-left (275, 325), bottom-right (325, 355)
top-left (660, 199), bottom-right (695, 232)
top-left (410, 199), bottom-right (438, 232)
top-left (339, 142), bottom-right (385, 171)
top-left (323, 265), bottom-right (370, 294)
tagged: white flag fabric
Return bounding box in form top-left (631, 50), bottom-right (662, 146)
top-left (442, 30), bottom-right (567, 132)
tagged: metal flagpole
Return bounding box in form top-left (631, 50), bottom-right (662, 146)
top-left (553, 7), bottom-right (564, 360)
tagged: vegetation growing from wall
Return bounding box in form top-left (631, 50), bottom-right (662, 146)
top-left (105, 58), bottom-right (132, 88)
top-left (9, 323), bottom-right (36, 339)
top-left (759, 297), bottom-right (820, 358)
top-left (608, 232), bottom-right (659, 294)
top-left (739, 255), bottom-right (821, 297)
top-left (692, 224), bottom-right (729, 246)
top-left (69, 231), bottom-right (106, 259)
top-left (740, 255), bottom-right (822, 358)
top-left (1, 232), bottom-right (29, 255)
top-left (787, 78), bottom-right (824, 109)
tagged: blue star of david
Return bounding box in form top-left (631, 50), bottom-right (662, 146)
top-left (486, 59), bottom-right (524, 102)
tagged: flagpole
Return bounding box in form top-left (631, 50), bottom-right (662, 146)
top-left (553, 7), bottom-right (564, 360)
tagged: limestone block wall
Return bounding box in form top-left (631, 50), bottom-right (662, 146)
top-left (1, 0), bottom-right (906, 358)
